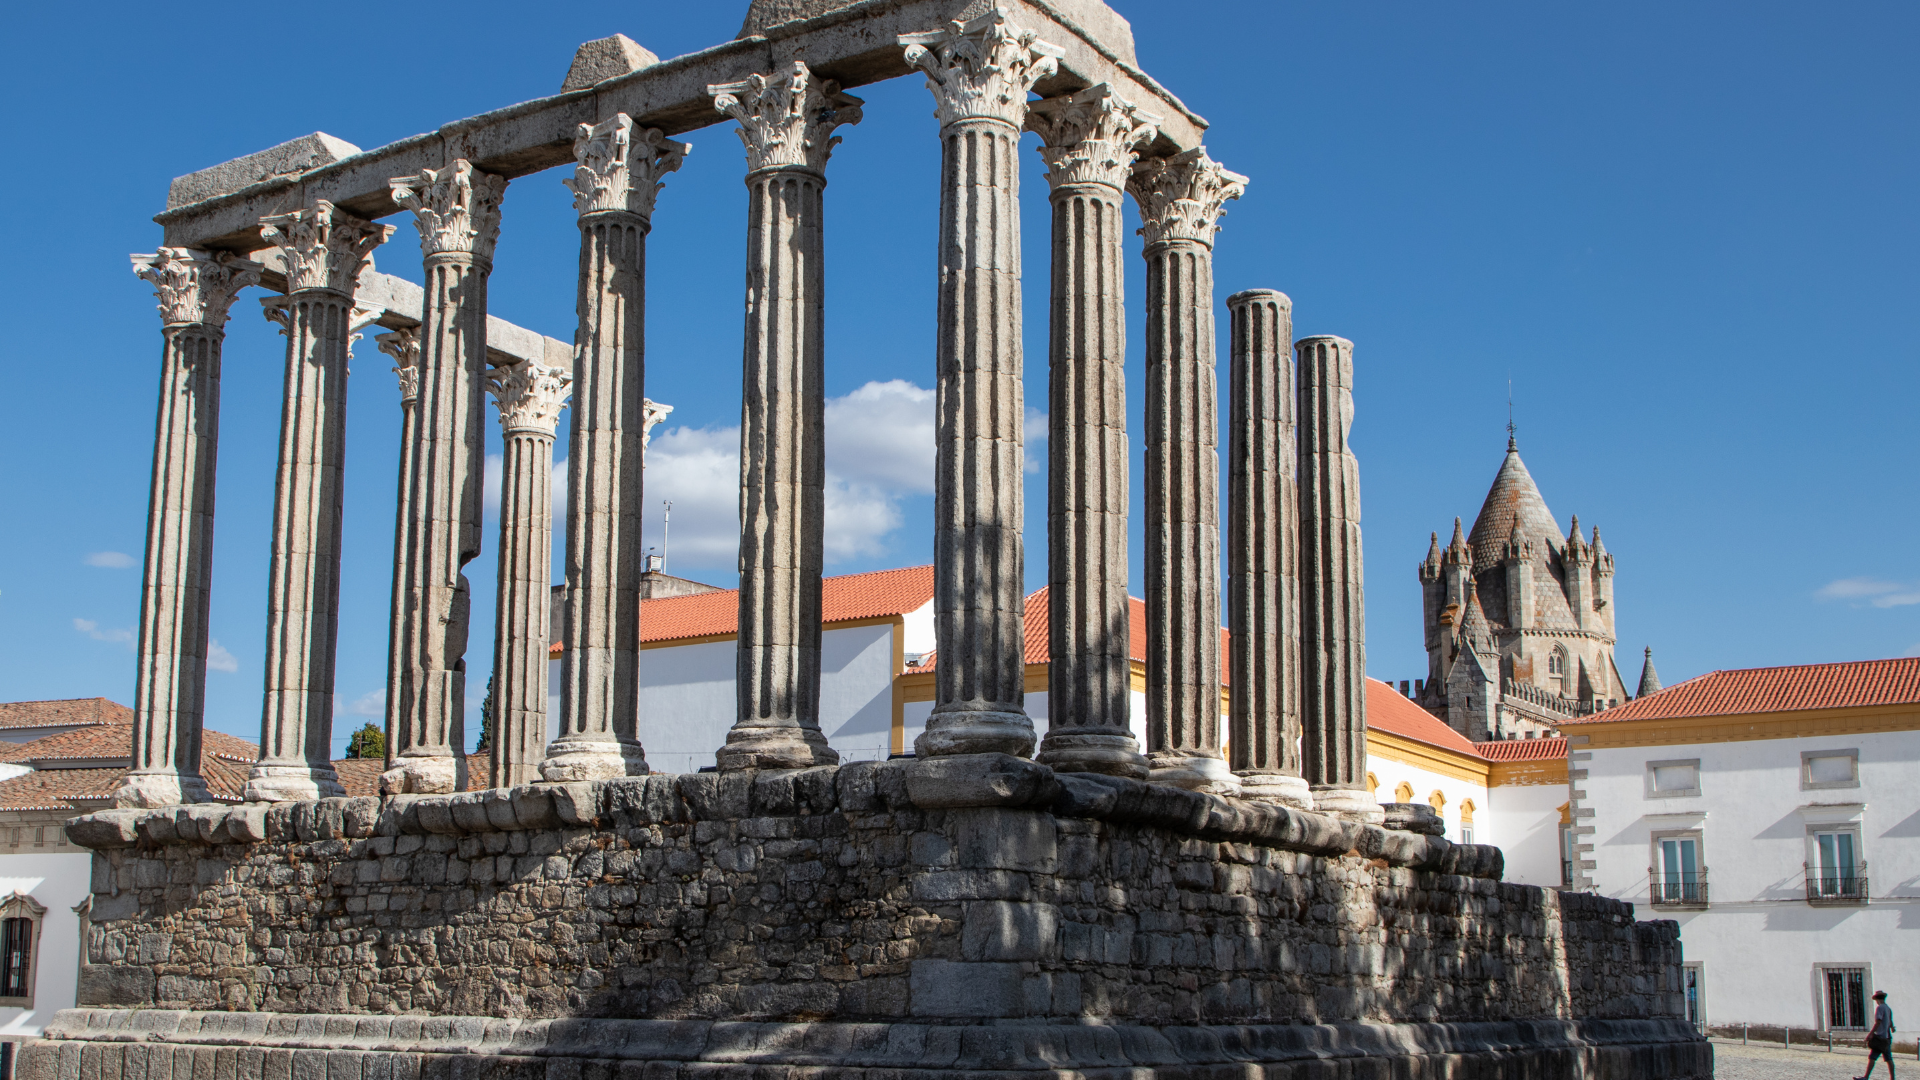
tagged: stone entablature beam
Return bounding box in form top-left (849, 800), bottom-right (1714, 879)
top-left (151, 1), bottom-right (1207, 254)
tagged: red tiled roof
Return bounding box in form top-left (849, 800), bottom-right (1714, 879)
top-left (1562, 656), bottom-right (1920, 724)
top-left (551, 565), bottom-right (936, 655)
top-left (0, 698), bottom-right (130, 730)
top-left (920, 589), bottom-right (1211, 676)
top-left (1365, 678), bottom-right (1483, 757)
top-left (0, 768), bottom-right (124, 810)
top-left (334, 753), bottom-right (507, 797)
top-left (5, 723), bottom-right (259, 764)
top-left (1473, 736), bottom-right (1569, 761)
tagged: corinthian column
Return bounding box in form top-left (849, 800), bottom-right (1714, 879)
top-left (1225, 289), bottom-right (1309, 808)
top-left (249, 201), bottom-right (391, 802)
top-left (488, 360), bottom-right (571, 788)
top-left (115, 249), bottom-right (259, 808)
top-left (1126, 148), bottom-right (1245, 793)
top-left (546, 115), bottom-right (686, 781)
top-left (708, 62), bottom-right (862, 771)
top-left (381, 160), bottom-right (507, 795)
top-left (376, 328), bottom-right (419, 775)
top-left (900, 9), bottom-right (1062, 759)
top-left (1024, 85), bottom-right (1158, 779)
top-left (1296, 334), bottom-right (1379, 823)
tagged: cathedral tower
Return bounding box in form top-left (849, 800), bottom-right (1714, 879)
top-left (1416, 438), bottom-right (1628, 739)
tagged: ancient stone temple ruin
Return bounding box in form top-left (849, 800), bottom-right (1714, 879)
top-left (41, 2), bottom-right (1709, 1076)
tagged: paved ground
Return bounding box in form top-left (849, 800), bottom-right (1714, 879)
top-left (1709, 1037), bottom-right (1909, 1079)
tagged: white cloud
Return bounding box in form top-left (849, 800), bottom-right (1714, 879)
top-left (1024, 408), bottom-right (1047, 475)
top-left (73, 618), bottom-right (135, 650)
top-left (643, 425), bottom-right (746, 565)
top-left (206, 639), bottom-right (239, 673)
top-left (825, 380), bottom-right (935, 494)
top-left (1816, 577), bottom-right (1920, 608)
top-left (336, 690), bottom-right (386, 719)
top-left (84, 551), bottom-right (136, 569)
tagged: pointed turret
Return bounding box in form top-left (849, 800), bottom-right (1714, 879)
top-left (1467, 442), bottom-right (1564, 573)
top-left (1419, 531), bottom-right (1442, 582)
top-left (1637, 647), bottom-right (1661, 698)
top-left (1459, 580), bottom-right (1494, 656)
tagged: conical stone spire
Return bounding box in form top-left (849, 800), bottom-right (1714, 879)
top-left (1637, 647), bottom-right (1662, 698)
top-left (1467, 442), bottom-right (1563, 573)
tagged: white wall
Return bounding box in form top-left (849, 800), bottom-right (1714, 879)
top-left (1485, 781), bottom-right (1568, 888)
top-left (817, 624), bottom-right (895, 763)
top-left (0, 851), bottom-right (91, 1040)
top-left (1365, 754), bottom-right (1489, 846)
top-left (1584, 728), bottom-right (1920, 1028)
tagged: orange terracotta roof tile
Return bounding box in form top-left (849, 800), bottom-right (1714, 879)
top-left (334, 758), bottom-right (384, 798)
top-left (1563, 656), bottom-right (1920, 724)
top-left (6, 723), bottom-right (258, 765)
top-left (0, 698), bottom-right (130, 730)
top-left (1473, 736), bottom-right (1569, 761)
top-left (550, 565), bottom-right (937, 654)
top-left (0, 767), bottom-right (125, 811)
top-left (1365, 678), bottom-right (1484, 758)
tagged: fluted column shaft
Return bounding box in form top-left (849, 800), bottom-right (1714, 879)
top-left (1226, 289), bottom-right (1309, 807)
top-left (547, 116), bottom-right (685, 781)
top-left (901, 12), bottom-right (1062, 758)
top-left (1025, 86), bottom-right (1159, 779)
top-left (382, 161), bottom-right (503, 794)
top-left (1129, 147), bottom-right (1246, 793)
top-left (1296, 334), bottom-right (1378, 822)
top-left (377, 329), bottom-right (420, 774)
top-left (709, 64), bottom-right (859, 771)
top-left (489, 362), bottom-right (570, 788)
top-left (117, 250), bottom-right (258, 808)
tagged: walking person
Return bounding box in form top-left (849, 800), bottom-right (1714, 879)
top-left (1859, 990), bottom-right (1896, 1080)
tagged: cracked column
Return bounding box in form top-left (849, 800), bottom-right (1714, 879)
top-left (1025, 85), bottom-right (1158, 779)
top-left (382, 160), bottom-right (507, 795)
top-left (1127, 148), bottom-right (1245, 793)
top-left (708, 63), bottom-right (861, 771)
top-left (900, 9), bottom-right (1061, 759)
top-left (116, 249), bottom-right (260, 808)
top-left (249, 201), bottom-right (391, 802)
top-left (1225, 289), bottom-right (1310, 808)
top-left (546, 115), bottom-right (686, 781)
top-left (487, 360), bottom-right (571, 788)
top-left (1296, 334), bottom-right (1379, 822)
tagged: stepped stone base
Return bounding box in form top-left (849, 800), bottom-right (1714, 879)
top-left (24, 1011), bottom-right (1710, 1079)
top-left (50, 754), bottom-right (1706, 1078)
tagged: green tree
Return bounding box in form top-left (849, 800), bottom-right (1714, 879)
top-left (345, 722), bottom-right (385, 760)
top-left (476, 674), bottom-right (494, 753)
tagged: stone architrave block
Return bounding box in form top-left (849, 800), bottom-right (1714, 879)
top-left (906, 754), bottom-right (1057, 809)
top-left (167, 134), bottom-right (361, 209)
top-left (951, 808), bottom-right (1058, 873)
top-left (560, 35), bottom-right (659, 93)
top-left (961, 901), bottom-right (1059, 962)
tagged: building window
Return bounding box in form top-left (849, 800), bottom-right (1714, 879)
top-left (1645, 759), bottom-right (1701, 799)
top-left (1365, 773), bottom-right (1379, 796)
top-left (1801, 749), bottom-right (1860, 790)
top-left (1806, 828), bottom-right (1868, 903)
top-left (1459, 799), bottom-right (1476, 845)
top-left (0, 894), bottom-right (43, 1007)
top-left (1559, 821), bottom-right (1575, 886)
top-left (1820, 966), bottom-right (1871, 1031)
top-left (1683, 963), bottom-right (1705, 1029)
top-left (1650, 832), bottom-right (1707, 907)
top-left (1394, 781), bottom-right (1415, 803)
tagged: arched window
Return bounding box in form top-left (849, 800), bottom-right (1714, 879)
top-left (1428, 790), bottom-right (1447, 812)
top-left (0, 892), bottom-right (45, 1007)
top-left (1459, 798), bottom-right (1476, 845)
top-left (1365, 773), bottom-right (1379, 795)
top-left (1394, 781), bottom-right (1415, 803)
top-left (1548, 651), bottom-right (1563, 675)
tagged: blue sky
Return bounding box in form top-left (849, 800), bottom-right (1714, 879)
top-left (2, 2), bottom-right (1915, 753)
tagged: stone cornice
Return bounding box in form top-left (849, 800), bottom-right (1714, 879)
top-left (130, 247), bottom-right (261, 328)
top-left (709, 61), bottom-right (863, 176)
top-left (900, 8), bottom-right (1064, 129)
top-left (258, 200), bottom-right (392, 295)
top-left (389, 160), bottom-right (506, 263)
top-left (563, 114), bottom-right (689, 220)
top-left (1128, 147), bottom-right (1247, 249)
top-left (489, 359), bottom-right (572, 434)
top-left (1026, 84), bottom-right (1161, 192)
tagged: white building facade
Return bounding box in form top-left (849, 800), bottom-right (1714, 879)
top-left (1564, 657), bottom-right (1920, 1038)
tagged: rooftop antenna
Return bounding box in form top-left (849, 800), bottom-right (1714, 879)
top-left (1506, 378), bottom-right (1517, 451)
top-left (660, 500), bottom-right (672, 574)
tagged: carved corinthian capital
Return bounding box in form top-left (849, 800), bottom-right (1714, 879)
top-left (489, 360), bottom-right (573, 434)
top-left (641, 398), bottom-right (673, 449)
top-left (390, 160), bottom-right (507, 262)
top-left (131, 247), bottom-right (261, 327)
top-left (1127, 147), bottom-right (1249, 249)
top-left (1026, 84), bottom-right (1162, 192)
top-left (900, 8), bottom-right (1064, 129)
top-left (709, 61), bottom-right (864, 175)
top-left (259, 200), bottom-right (393, 294)
top-left (563, 114), bottom-right (690, 219)
top-left (377, 329), bottom-right (421, 405)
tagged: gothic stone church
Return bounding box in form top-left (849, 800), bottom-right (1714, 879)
top-left (1416, 439), bottom-right (1639, 739)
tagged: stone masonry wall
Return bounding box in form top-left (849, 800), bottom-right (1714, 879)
top-left (65, 755), bottom-right (1683, 1030)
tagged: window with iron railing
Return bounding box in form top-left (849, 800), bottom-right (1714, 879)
top-left (1806, 831), bottom-right (1868, 904)
top-left (1650, 836), bottom-right (1707, 906)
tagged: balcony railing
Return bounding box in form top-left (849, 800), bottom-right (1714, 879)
top-left (1805, 866), bottom-right (1869, 905)
top-left (1649, 871), bottom-right (1709, 907)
